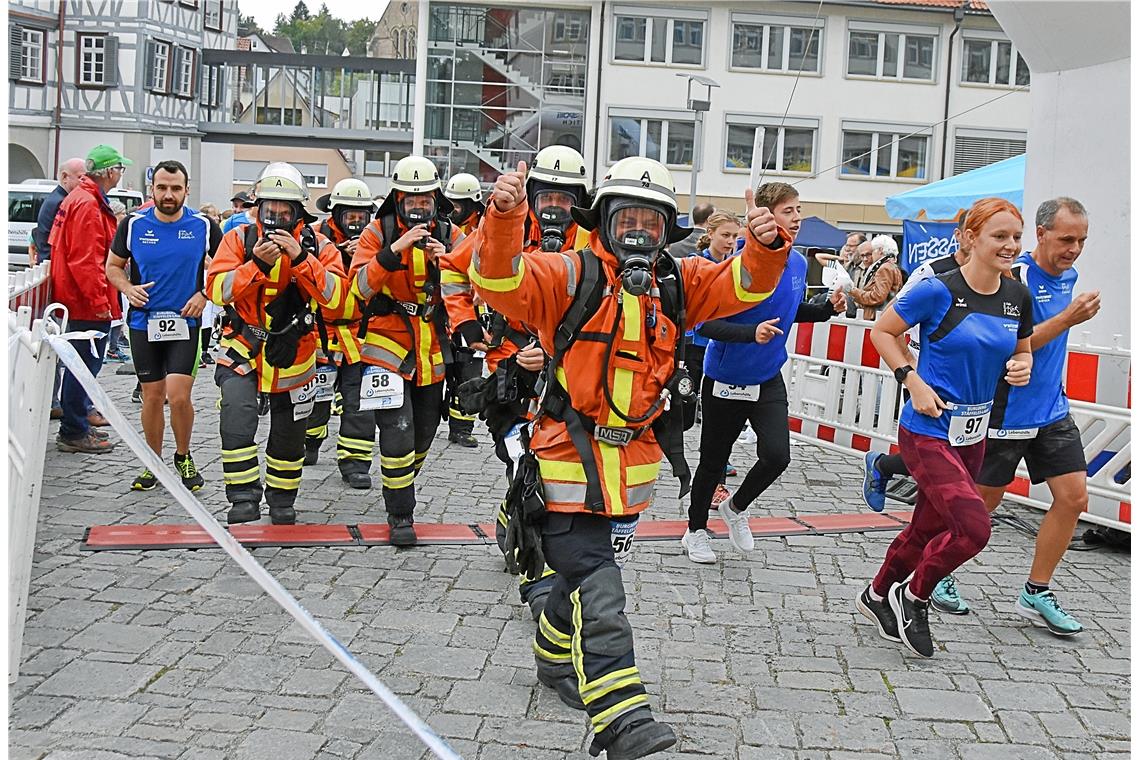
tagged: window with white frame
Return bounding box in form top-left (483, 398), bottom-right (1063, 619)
top-left (847, 23), bottom-right (936, 81)
top-left (148, 40), bottom-right (171, 92)
top-left (18, 27), bottom-right (44, 83)
top-left (552, 12), bottom-right (585, 43)
top-left (78, 34), bottom-right (107, 86)
top-left (608, 112), bottom-right (695, 167)
top-left (952, 130), bottom-right (1026, 175)
top-left (723, 116), bottom-right (817, 174)
top-left (961, 37), bottom-right (1030, 87)
top-left (200, 63), bottom-right (221, 106)
top-left (175, 47), bottom-right (195, 97)
top-left (294, 162), bottom-right (328, 187)
top-left (730, 14), bottom-right (822, 74)
top-left (612, 8), bottom-right (705, 66)
top-left (840, 124), bottom-right (931, 180)
top-left (233, 160), bottom-right (268, 183)
top-left (204, 0), bottom-right (223, 30)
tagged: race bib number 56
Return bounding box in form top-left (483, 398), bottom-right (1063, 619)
top-left (360, 366), bottom-right (404, 411)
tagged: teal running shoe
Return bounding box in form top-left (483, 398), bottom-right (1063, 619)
top-left (1015, 589), bottom-right (1083, 636)
top-left (930, 575), bottom-right (970, 615)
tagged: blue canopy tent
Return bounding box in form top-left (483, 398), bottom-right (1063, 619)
top-left (885, 154), bottom-right (1025, 220)
top-left (794, 216), bottom-right (848, 249)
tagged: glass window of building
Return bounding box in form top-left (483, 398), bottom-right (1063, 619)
top-left (723, 117), bottom-right (816, 174)
top-left (840, 128), bottom-right (930, 180)
top-left (962, 36), bottom-right (1030, 88)
top-left (847, 25), bottom-right (936, 81)
top-left (78, 34), bottom-right (107, 86)
top-left (952, 131), bottom-right (1026, 175)
top-left (730, 15), bottom-right (822, 74)
top-left (608, 113), bottom-right (693, 168)
top-left (19, 28), bottom-right (44, 84)
top-left (612, 10), bottom-right (706, 67)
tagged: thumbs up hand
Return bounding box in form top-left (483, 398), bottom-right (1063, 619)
top-left (744, 187), bottom-right (778, 245)
top-left (493, 160), bottom-right (529, 213)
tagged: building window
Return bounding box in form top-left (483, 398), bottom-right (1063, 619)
top-left (552, 12), bottom-right (586, 43)
top-left (14, 27), bottom-right (45, 84)
top-left (293, 162), bottom-right (328, 187)
top-left (204, 0), bottom-right (223, 32)
top-left (234, 160), bottom-right (268, 183)
top-left (613, 11), bottom-right (705, 67)
top-left (609, 115), bottom-right (694, 168)
top-left (200, 63), bottom-right (223, 107)
top-left (146, 40), bottom-right (172, 93)
top-left (174, 47), bottom-right (195, 97)
top-left (962, 37), bottom-right (1030, 87)
top-left (78, 34), bottom-right (107, 86)
top-left (255, 107), bottom-right (303, 125)
top-left (724, 120), bottom-right (816, 175)
top-left (154, 135), bottom-right (165, 149)
top-left (180, 137), bottom-right (190, 150)
top-left (730, 18), bottom-right (821, 74)
top-left (847, 27), bottom-right (935, 81)
top-left (953, 131), bottom-right (1026, 175)
top-left (841, 128), bottom-right (929, 180)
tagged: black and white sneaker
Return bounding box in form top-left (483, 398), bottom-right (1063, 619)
top-left (856, 585), bottom-right (900, 643)
top-left (889, 581), bottom-right (934, 658)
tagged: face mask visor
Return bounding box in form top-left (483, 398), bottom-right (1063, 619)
top-left (398, 192), bottom-right (436, 226)
top-left (334, 207), bottom-right (370, 237)
top-left (258, 200), bottom-right (300, 234)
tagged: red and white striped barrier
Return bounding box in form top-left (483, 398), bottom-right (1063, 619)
top-left (783, 318), bottom-right (1132, 532)
top-left (8, 263), bottom-right (52, 317)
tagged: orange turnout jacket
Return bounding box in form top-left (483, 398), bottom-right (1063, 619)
top-left (207, 221), bottom-right (345, 393)
top-left (311, 219), bottom-right (365, 365)
top-left (472, 201), bottom-right (791, 518)
top-left (349, 215), bottom-right (462, 386)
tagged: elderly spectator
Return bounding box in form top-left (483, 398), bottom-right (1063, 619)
top-left (849, 234), bottom-right (904, 321)
top-left (669, 202), bottom-right (716, 258)
top-left (815, 231), bottom-right (864, 271)
top-left (48, 144), bottom-right (132, 453)
top-left (33, 157), bottom-right (87, 263)
top-left (199, 203), bottom-right (222, 225)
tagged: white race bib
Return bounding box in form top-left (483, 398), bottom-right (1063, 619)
top-left (313, 365), bottom-right (337, 402)
top-left (988, 427), bottom-right (1039, 441)
top-left (946, 401), bottom-right (992, 447)
top-left (360, 366), bottom-right (404, 411)
top-left (292, 398), bottom-right (315, 421)
top-left (503, 422), bottom-right (526, 467)
top-left (147, 311), bottom-right (190, 342)
top-left (712, 381), bottom-right (761, 402)
top-left (289, 374), bottom-right (322, 405)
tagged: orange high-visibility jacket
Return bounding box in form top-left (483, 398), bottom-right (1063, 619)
top-left (207, 222), bottom-right (345, 393)
top-left (439, 210), bottom-right (591, 373)
top-left (310, 219), bottom-right (365, 365)
top-left (472, 201), bottom-right (791, 517)
top-left (349, 215), bottom-right (462, 386)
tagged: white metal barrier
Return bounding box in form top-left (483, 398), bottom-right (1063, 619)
top-left (783, 318), bottom-right (1132, 532)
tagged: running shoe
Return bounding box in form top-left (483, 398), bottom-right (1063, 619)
top-left (888, 582), bottom-right (934, 658)
top-left (680, 529), bottom-right (716, 564)
top-left (175, 453), bottom-right (204, 492)
top-left (862, 452), bottom-right (887, 512)
top-left (738, 425), bottom-right (757, 445)
top-left (1015, 589), bottom-right (1084, 636)
top-left (725, 462), bottom-right (738, 478)
top-left (856, 585), bottom-right (900, 643)
top-left (710, 484), bottom-right (731, 510)
top-left (56, 431), bottom-right (114, 454)
top-left (719, 501), bottom-right (754, 553)
top-left (930, 575), bottom-right (970, 615)
top-left (131, 385), bottom-right (142, 404)
top-left (131, 468), bottom-right (158, 491)
top-left (106, 349), bottom-right (128, 363)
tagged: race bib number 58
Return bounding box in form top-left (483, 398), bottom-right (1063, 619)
top-left (360, 366), bottom-right (404, 411)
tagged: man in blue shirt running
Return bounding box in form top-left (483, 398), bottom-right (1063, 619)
top-left (969, 197), bottom-right (1100, 636)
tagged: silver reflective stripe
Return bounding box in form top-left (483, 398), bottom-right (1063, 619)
top-left (739, 262), bottom-right (754, 290)
top-left (626, 483), bottom-right (655, 507)
top-left (355, 267), bottom-right (375, 299)
top-left (360, 344), bottom-right (404, 367)
top-left (560, 253), bottom-right (577, 296)
top-left (321, 272), bottom-right (337, 301)
top-left (221, 271), bottom-right (236, 303)
top-left (542, 482), bottom-right (587, 504)
top-left (471, 247), bottom-right (522, 276)
top-left (440, 282), bottom-right (470, 296)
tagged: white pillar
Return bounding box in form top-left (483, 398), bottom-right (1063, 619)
top-left (412, 0), bottom-right (430, 155)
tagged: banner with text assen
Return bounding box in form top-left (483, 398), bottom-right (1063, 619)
top-left (901, 220), bottom-right (959, 274)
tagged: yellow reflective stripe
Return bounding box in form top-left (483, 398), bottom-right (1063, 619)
top-left (339, 436), bottom-right (374, 452)
top-left (265, 474), bottom-right (301, 489)
top-left (583, 676), bottom-right (642, 705)
top-left (591, 694), bottom-right (650, 731)
top-left (382, 472), bottom-right (415, 489)
top-left (627, 462), bottom-right (660, 486)
top-left (265, 455), bottom-right (304, 469)
top-left (581, 666), bottom-right (639, 695)
top-left (306, 424), bottom-right (328, 438)
top-left (732, 255), bottom-right (772, 303)
top-left (569, 587), bottom-right (588, 688)
top-left (600, 442), bottom-right (624, 516)
top-left (538, 458), bottom-right (587, 483)
top-left (222, 445), bottom-right (258, 462)
top-left (412, 247), bottom-right (426, 282)
top-left (259, 365), bottom-right (275, 393)
top-left (468, 257), bottom-right (526, 292)
top-left (414, 451), bottom-right (428, 462)
top-left (380, 452), bottom-right (415, 468)
top-left (496, 502), bottom-right (509, 527)
top-left (223, 466), bottom-right (260, 484)
top-left (417, 317), bottom-right (431, 385)
top-left (538, 612), bottom-right (571, 646)
top-left (277, 355), bottom-right (315, 378)
top-left (440, 270), bottom-right (467, 283)
top-left (341, 292), bottom-right (356, 321)
top-left (533, 640), bottom-right (573, 662)
top-left (364, 333), bottom-right (408, 358)
top-left (322, 271), bottom-right (341, 304)
top-left (621, 290), bottom-right (642, 342)
top-left (606, 291), bottom-right (639, 428)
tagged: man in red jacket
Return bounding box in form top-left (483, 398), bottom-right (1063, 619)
top-left (49, 144), bottom-right (131, 453)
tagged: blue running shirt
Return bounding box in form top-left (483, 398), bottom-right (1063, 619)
top-left (111, 207), bottom-right (223, 331)
top-left (894, 269), bottom-right (1033, 439)
top-left (990, 252), bottom-right (1079, 429)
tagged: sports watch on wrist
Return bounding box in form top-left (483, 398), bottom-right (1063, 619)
top-left (894, 364), bottom-right (914, 384)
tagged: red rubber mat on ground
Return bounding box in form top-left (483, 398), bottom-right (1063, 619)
top-left (81, 512), bottom-right (907, 551)
top-left (885, 511), bottom-right (914, 524)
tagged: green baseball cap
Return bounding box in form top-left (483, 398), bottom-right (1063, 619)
top-left (86, 144), bottom-right (133, 170)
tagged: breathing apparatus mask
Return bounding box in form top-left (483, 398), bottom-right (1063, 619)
top-left (333, 206), bottom-right (370, 238)
top-left (531, 185), bottom-right (580, 252)
top-left (448, 198), bottom-right (480, 227)
top-left (396, 191), bottom-right (436, 228)
top-left (257, 200), bottom-right (302, 237)
top-left (602, 199), bottom-right (669, 297)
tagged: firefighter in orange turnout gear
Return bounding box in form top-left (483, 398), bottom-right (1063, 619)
top-left (349, 156), bottom-right (460, 546)
top-left (474, 157), bottom-right (791, 759)
top-left (303, 178), bottom-right (378, 489)
top-left (439, 145), bottom-right (593, 622)
top-left (207, 162), bottom-right (345, 525)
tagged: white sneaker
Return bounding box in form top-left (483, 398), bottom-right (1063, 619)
top-left (738, 424), bottom-right (757, 444)
top-left (719, 503), bottom-right (755, 553)
top-left (681, 529), bottom-right (716, 564)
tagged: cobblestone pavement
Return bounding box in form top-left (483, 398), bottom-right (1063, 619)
top-left (9, 364), bottom-right (1130, 759)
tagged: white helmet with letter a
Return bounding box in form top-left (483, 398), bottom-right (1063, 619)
top-left (528, 145), bottom-right (590, 191)
top-left (390, 155), bottom-right (442, 193)
top-left (444, 172), bottom-right (483, 202)
top-left (254, 161), bottom-right (310, 202)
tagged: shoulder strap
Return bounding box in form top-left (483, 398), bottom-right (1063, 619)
top-left (551, 247), bottom-right (603, 361)
top-left (243, 224), bottom-right (259, 263)
top-left (379, 213), bottom-right (398, 252)
top-left (319, 220), bottom-right (335, 241)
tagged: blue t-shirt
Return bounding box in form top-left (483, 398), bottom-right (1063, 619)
top-left (111, 207), bottom-right (222, 331)
top-left (895, 269), bottom-right (1034, 439)
top-left (702, 251), bottom-right (808, 386)
top-left (990, 252), bottom-right (1078, 429)
top-left (222, 210), bottom-right (253, 233)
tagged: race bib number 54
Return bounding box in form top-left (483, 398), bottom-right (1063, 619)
top-left (360, 366), bottom-right (404, 411)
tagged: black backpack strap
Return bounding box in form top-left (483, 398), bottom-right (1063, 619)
top-left (649, 253), bottom-right (692, 496)
top-left (243, 223), bottom-right (259, 263)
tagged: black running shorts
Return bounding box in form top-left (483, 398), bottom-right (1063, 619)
top-left (129, 328), bottom-right (201, 383)
top-left (976, 414), bottom-right (1087, 487)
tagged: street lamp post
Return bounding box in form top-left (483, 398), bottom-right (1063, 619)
top-left (676, 73), bottom-right (719, 221)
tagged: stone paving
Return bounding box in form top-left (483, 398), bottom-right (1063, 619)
top-left (9, 363), bottom-right (1131, 759)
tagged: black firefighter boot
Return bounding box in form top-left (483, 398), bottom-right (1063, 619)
top-left (303, 437), bottom-right (322, 466)
top-left (227, 501), bottom-right (261, 524)
top-left (340, 462), bottom-right (372, 490)
top-left (589, 708), bottom-right (677, 760)
top-left (388, 513), bottom-right (417, 546)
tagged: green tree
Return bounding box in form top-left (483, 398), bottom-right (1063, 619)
top-left (237, 13), bottom-right (262, 37)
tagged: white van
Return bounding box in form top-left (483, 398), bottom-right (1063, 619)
top-left (7, 181), bottom-right (145, 269)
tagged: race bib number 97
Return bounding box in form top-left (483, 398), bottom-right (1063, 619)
top-left (947, 402), bottom-right (992, 447)
top-left (360, 366), bottom-right (404, 411)
top-left (147, 311), bottom-right (190, 342)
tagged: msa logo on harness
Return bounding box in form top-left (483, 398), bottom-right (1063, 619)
top-left (595, 425), bottom-right (634, 447)
top-left (247, 325), bottom-right (269, 341)
top-left (398, 301), bottom-right (418, 316)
